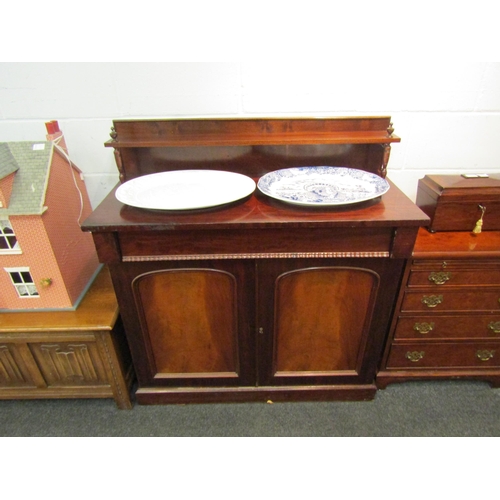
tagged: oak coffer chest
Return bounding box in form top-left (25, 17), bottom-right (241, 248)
top-left (82, 117), bottom-right (428, 404)
top-left (0, 266), bottom-right (134, 409)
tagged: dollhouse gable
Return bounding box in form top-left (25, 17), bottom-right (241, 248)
top-left (0, 143), bottom-right (20, 209)
top-left (0, 128), bottom-right (100, 312)
top-left (0, 141), bottom-right (51, 214)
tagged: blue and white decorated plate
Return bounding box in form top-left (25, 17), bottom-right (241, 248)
top-left (257, 166), bottom-right (390, 206)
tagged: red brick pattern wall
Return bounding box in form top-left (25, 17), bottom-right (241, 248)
top-left (42, 147), bottom-right (100, 304)
top-left (0, 216), bottom-right (70, 309)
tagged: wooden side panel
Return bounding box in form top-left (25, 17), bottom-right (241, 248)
top-left (274, 267), bottom-right (379, 373)
top-left (133, 269), bottom-right (239, 377)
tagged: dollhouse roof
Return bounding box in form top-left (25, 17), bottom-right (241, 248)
top-left (0, 143), bottom-right (19, 179)
top-left (0, 141), bottom-right (52, 216)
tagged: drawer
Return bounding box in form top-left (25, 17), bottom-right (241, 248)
top-left (401, 289), bottom-right (500, 313)
top-left (118, 227), bottom-right (394, 259)
top-left (394, 315), bottom-right (500, 340)
top-left (408, 268), bottom-right (500, 287)
top-left (386, 342), bottom-right (500, 369)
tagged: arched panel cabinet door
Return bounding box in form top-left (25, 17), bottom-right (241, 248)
top-left (257, 259), bottom-right (401, 386)
top-left (129, 263), bottom-right (256, 387)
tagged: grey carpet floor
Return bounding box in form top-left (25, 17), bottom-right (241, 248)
top-left (1, 380), bottom-right (499, 436)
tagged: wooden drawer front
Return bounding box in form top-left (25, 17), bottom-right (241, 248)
top-left (401, 290), bottom-right (500, 313)
top-left (386, 342), bottom-right (500, 369)
top-left (118, 227), bottom-right (393, 259)
top-left (408, 269), bottom-right (500, 287)
top-left (394, 315), bottom-right (500, 340)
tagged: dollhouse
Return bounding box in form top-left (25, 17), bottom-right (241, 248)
top-left (0, 121), bottom-right (100, 311)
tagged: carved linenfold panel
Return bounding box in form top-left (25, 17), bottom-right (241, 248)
top-left (0, 345), bottom-right (26, 385)
top-left (35, 343), bottom-right (103, 385)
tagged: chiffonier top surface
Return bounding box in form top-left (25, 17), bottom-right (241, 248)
top-left (83, 178), bottom-right (428, 233)
top-left (83, 116), bottom-right (428, 233)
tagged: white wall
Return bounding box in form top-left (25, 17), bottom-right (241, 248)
top-left (1, 62), bottom-right (499, 208)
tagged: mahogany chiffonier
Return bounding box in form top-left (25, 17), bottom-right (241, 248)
top-left (0, 266), bottom-right (135, 409)
top-left (82, 117), bottom-right (428, 404)
top-left (377, 227), bottom-right (500, 389)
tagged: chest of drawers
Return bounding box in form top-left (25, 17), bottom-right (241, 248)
top-left (377, 228), bottom-right (500, 389)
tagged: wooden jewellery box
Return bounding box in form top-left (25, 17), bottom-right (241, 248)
top-left (416, 174), bottom-right (500, 233)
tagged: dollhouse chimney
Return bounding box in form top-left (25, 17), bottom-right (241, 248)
top-left (45, 120), bottom-right (68, 153)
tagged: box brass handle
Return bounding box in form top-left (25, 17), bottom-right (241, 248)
top-left (488, 321), bottom-right (500, 333)
top-left (414, 322), bottom-right (435, 334)
top-left (406, 351), bottom-right (425, 362)
top-left (476, 349), bottom-right (495, 361)
top-left (428, 271), bottom-right (451, 285)
top-left (421, 295), bottom-right (443, 308)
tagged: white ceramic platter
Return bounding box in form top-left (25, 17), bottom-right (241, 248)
top-left (115, 170), bottom-right (256, 210)
top-left (257, 166), bottom-right (390, 206)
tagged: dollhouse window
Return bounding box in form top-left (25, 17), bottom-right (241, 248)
top-left (5, 267), bottom-right (39, 297)
top-left (0, 220), bottom-right (20, 253)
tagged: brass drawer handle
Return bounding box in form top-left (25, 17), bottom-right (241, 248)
top-left (488, 321), bottom-right (500, 334)
top-left (406, 351), bottom-right (425, 362)
top-left (428, 271), bottom-right (451, 285)
top-left (421, 295), bottom-right (443, 308)
top-left (414, 322), bottom-right (435, 334)
top-left (476, 349), bottom-right (495, 361)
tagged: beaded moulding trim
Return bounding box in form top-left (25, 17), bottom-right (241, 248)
top-left (122, 251), bottom-right (390, 262)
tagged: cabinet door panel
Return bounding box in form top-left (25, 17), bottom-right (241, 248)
top-left (132, 268), bottom-right (240, 380)
top-left (257, 258), bottom-right (402, 386)
top-left (275, 268), bottom-right (377, 373)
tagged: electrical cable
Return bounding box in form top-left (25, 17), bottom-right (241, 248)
top-left (51, 134), bottom-right (85, 226)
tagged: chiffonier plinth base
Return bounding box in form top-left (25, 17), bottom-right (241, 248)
top-left (135, 384), bottom-right (377, 405)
